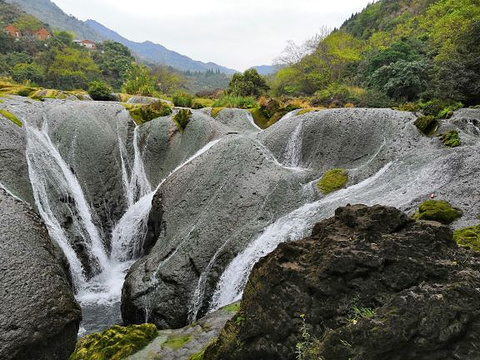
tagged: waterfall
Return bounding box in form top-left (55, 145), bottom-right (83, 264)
top-left (283, 121), bottom-right (303, 168)
top-left (210, 163), bottom-right (398, 309)
top-left (25, 121), bottom-right (109, 288)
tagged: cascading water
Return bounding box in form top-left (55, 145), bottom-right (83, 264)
top-left (282, 121), bottom-right (303, 168)
top-left (209, 155), bottom-right (452, 310)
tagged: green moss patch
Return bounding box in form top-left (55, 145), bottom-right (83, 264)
top-left (454, 225), bottom-right (480, 251)
top-left (127, 101), bottom-right (172, 124)
top-left (249, 108), bottom-right (269, 129)
top-left (438, 130), bottom-right (461, 148)
top-left (211, 107), bottom-right (225, 118)
top-left (297, 108), bottom-right (316, 116)
top-left (222, 303), bottom-right (241, 313)
top-left (163, 334), bottom-right (192, 350)
top-left (0, 109), bottom-right (22, 127)
top-left (173, 108), bottom-right (192, 132)
top-left (413, 200), bottom-right (462, 224)
top-left (70, 323), bottom-right (158, 360)
top-left (414, 115), bottom-right (438, 135)
top-left (317, 169), bottom-right (348, 195)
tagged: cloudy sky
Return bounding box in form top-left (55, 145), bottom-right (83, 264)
top-left (52, 0), bottom-right (374, 71)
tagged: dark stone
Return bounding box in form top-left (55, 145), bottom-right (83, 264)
top-left (204, 204), bottom-right (480, 360)
top-left (0, 188), bottom-right (82, 360)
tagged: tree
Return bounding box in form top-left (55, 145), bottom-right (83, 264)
top-left (151, 65), bottom-right (184, 94)
top-left (122, 64), bottom-right (157, 96)
top-left (10, 62), bottom-right (44, 84)
top-left (227, 68), bottom-right (269, 97)
top-left (94, 41), bottom-right (134, 90)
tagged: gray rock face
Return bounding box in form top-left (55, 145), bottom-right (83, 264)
top-left (212, 108), bottom-right (261, 133)
top-left (0, 187), bottom-right (81, 360)
top-left (122, 135), bottom-right (308, 328)
top-left (123, 107), bottom-right (480, 331)
top-left (140, 111), bottom-right (230, 186)
top-left (0, 100), bottom-right (34, 205)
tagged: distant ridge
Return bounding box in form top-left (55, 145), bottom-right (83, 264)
top-left (252, 65), bottom-right (277, 75)
top-left (85, 20), bottom-right (237, 74)
top-left (5, 0), bottom-right (237, 74)
top-left (4, 0), bottom-right (105, 42)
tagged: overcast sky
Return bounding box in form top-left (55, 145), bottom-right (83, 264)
top-left (52, 0), bottom-right (374, 71)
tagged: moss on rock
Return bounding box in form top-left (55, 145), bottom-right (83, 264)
top-left (163, 334), bottom-right (192, 350)
top-left (413, 200), bottom-right (462, 224)
top-left (438, 130), bottom-right (461, 148)
top-left (0, 109), bottom-right (22, 127)
top-left (70, 324), bottom-right (158, 360)
top-left (454, 224), bottom-right (480, 251)
top-left (317, 169), bottom-right (348, 195)
top-left (127, 101), bottom-right (172, 124)
top-left (211, 107), bottom-right (225, 119)
top-left (414, 115), bottom-right (438, 135)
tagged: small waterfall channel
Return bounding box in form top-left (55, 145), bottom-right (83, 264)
top-left (24, 115), bottom-right (222, 334)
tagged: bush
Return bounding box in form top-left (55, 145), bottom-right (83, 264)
top-left (414, 115), bottom-right (438, 135)
top-left (88, 81), bottom-right (114, 101)
top-left (226, 68), bottom-right (269, 97)
top-left (419, 99), bottom-right (463, 118)
top-left (317, 169), bottom-right (348, 195)
top-left (173, 108), bottom-right (192, 132)
top-left (438, 130), bottom-right (461, 147)
top-left (213, 95), bottom-right (258, 109)
top-left (172, 92), bottom-right (193, 107)
top-left (127, 101), bottom-right (172, 124)
top-left (311, 84), bottom-right (364, 107)
top-left (413, 200), bottom-right (462, 224)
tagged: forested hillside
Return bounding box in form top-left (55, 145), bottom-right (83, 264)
top-left (271, 0), bottom-right (480, 106)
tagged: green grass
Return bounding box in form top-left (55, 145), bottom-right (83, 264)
top-left (317, 169), bottom-right (348, 195)
top-left (454, 224), bottom-right (480, 251)
top-left (213, 95), bottom-right (258, 109)
top-left (413, 200), bottom-right (463, 224)
top-left (211, 107), bottom-right (225, 118)
top-left (163, 334), bottom-right (192, 350)
top-left (0, 109), bottom-right (22, 127)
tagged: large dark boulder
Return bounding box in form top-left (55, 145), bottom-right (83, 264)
top-left (0, 188), bottom-right (82, 360)
top-left (204, 204), bottom-right (480, 360)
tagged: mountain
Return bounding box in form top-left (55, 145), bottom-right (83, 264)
top-left (4, 0), bottom-right (105, 42)
top-left (5, 0), bottom-right (237, 74)
top-left (85, 20), bottom-right (236, 74)
top-left (252, 65), bottom-right (277, 76)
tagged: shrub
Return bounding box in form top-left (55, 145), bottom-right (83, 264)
top-left (88, 81), bottom-right (114, 101)
top-left (414, 115), bottom-right (438, 135)
top-left (438, 130), bottom-right (461, 147)
top-left (173, 108), bottom-right (192, 132)
top-left (213, 95), bottom-right (258, 109)
top-left (172, 92), bottom-right (193, 107)
top-left (16, 87), bottom-right (36, 97)
top-left (226, 68), bottom-right (269, 97)
top-left (317, 169), bottom-right (348, 195)
top-left (70, 324), bottom-right (158, 360)
top-left (311, 84), bottom-right (364, 107)
top-left (127, 101), bottom-right (172, 124)
top-left (454, 225), bottom-right (480, 251)
top-left (420, 99), bottom-right (463, 118)
top-left (413, 200), bottom-right (462, 224)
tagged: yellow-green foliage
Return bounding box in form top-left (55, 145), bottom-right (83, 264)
top-left (188, 348), bottom-right (206, 360)
top-left (173, 109), bottom-right (192, 132)
top-left (249, 108), bottom-right (269, 129)
top-left (297, 108), bottom-right (316, 116)
top-left (317, 169), bottom-right (348, 195)
top-left (438, 130), bottom-right (461, 147)
top-left (413, 200), bottom-right (463, 224)
top-left (0, 109), bottom-right (22, 127)
top-left (69, 324), bottom-right (158, 360)
top-left (127, 101), bottom-right (172, 124)
top-left (192, 98), bottom-right (215, 109)
top-left (454, 224), bottom-right (480, 251)
top-left (29, 89), bottom-right (89, 100)
top-left (163, 334), bottom-right (192, 350)
top-left (117, 93), bottom-right (132, 102)
top-left (211, 107), bottom-right (225, 119)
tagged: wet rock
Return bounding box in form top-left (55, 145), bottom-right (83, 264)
top-left (0, 188), bottom-right (82, 360)
top-left (122, 135), bottom-right (306, 328)
top-left (203, 204), bottom-right (480, 360)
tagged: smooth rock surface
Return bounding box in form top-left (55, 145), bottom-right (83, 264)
top-left (203, 205), bottom-right (480, 360)
top-left (0, 187), bottom-right (82, 360)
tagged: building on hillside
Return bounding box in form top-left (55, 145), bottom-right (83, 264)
top-left (34, 28), bottom-right (51, 41)
top-left (4, 25), bottom-right (21, 39)
top-left (74, 39), bottom-right (97, 50)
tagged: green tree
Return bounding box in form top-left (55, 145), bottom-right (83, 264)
top-left (227, 68), bottom-right (269, 97)
top-left (122, 64), bottom-right (157, 96)
top-left (94, 41), bottom-right (134, 90)
top-left (10, 63), bottom-right (44, 84)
